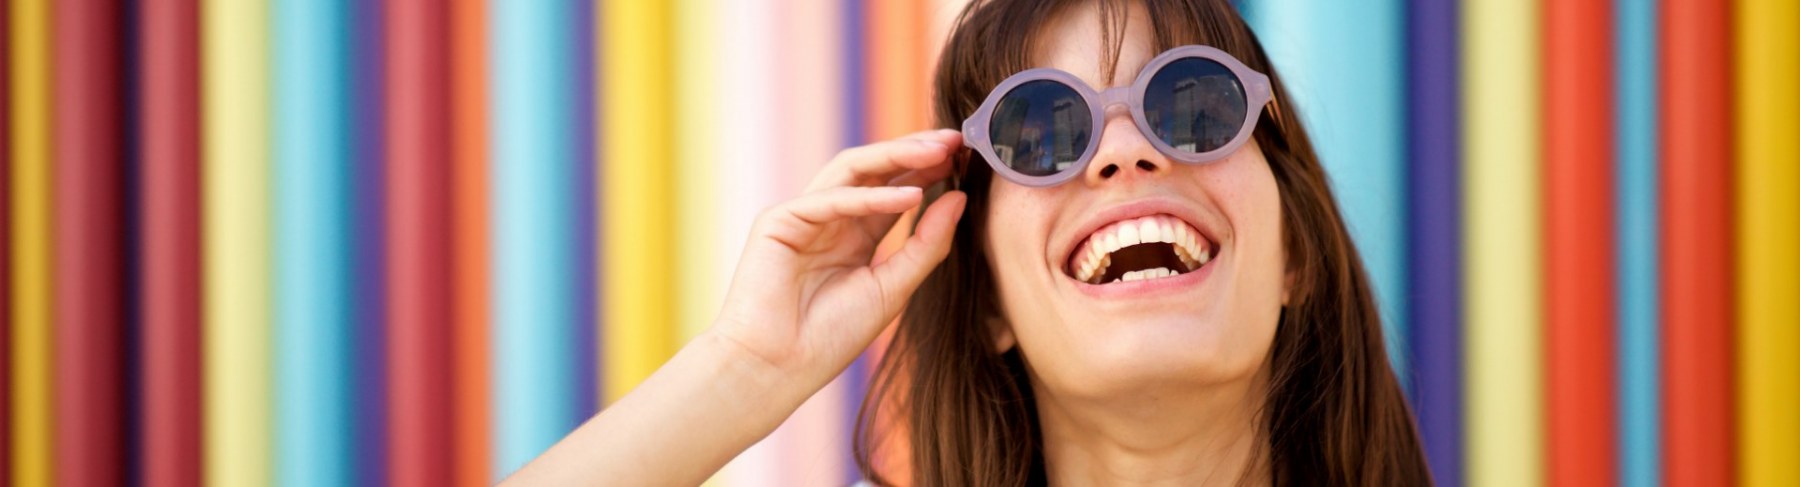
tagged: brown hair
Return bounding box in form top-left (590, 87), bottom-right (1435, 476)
top-left (854, 0), bottom-right (1430, 484)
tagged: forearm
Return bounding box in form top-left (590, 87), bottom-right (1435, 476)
top-left (501, 330), bottom-right (820, 486)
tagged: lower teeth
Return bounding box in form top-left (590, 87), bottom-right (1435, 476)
top-left (1112, 266), bottom-right (1178, 283)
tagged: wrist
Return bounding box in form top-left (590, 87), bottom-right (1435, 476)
top-left (692, 329), bottom-right (818, 426)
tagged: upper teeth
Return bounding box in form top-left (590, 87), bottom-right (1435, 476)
top-left (1071, 214), bottom-right (1211, 284)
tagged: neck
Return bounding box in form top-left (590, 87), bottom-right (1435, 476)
top-left (1034, 367), bottom-right (1270, 486)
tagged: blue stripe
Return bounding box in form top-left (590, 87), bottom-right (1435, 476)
top-left (1614, 0), bottom-right (1659, 485)
top-left (491, 0), bottom-right (582, 478)
top-left (273, 0), bottom-right (355, 484)
top-left (1245, 0), bottom-right (1410, 379)
top-left (351, 1), bottom-right (390, 484)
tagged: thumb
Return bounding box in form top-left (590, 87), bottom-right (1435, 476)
top-left (868, 191), bottom-right (968, 320)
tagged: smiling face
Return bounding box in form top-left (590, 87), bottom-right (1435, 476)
top-left (981, 0), bottom-right (1285, 399)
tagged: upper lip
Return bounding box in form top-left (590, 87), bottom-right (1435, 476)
top-left (1057, 197), bottom-right (1221, 279)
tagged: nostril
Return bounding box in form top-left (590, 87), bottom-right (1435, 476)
top-left (1136, 160), bottom-right (1156, 172)
top-left (1099, 164), bottom-right (1119, 178)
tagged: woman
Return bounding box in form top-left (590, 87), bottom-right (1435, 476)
top-left (509, 0), bottom-right (1428, 484)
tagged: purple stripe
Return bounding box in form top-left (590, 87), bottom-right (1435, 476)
top-left (840, 0), bottom-right (869, 482)
top-left (571, 0), bottom-right (601, 419)
top-left (1404, 0), bottom-right (1461, 485)
top-left (351, 2), bottom-right (389, 485)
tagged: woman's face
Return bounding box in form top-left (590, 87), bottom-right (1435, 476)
top-left (982, 1), bottom-right (1286, 399)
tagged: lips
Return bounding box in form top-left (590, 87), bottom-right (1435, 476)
top-left (1067, 213), bottom-right (1215, 285)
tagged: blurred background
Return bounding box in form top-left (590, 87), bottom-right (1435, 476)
top-left (4, 0), bottom-right (1796, 486)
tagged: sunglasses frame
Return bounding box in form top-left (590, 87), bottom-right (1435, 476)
top-left (961, 44), bottom-right (1274, 187)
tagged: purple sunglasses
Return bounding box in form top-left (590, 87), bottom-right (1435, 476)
top-left (961, 44), bottom-right (1273, 187)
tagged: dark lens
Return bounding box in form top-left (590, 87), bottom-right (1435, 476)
top-left (988, 80), bottom-right (1091, 177)
top-left (1143, 57), bottom-right (1246, 154)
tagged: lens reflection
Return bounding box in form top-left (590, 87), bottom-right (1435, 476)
top-left (1143, 57), bottom-right (1246, 154)
top-left (989, 80), bottom-right (1091, 177)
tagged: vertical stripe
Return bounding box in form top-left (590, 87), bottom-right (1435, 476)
top-left (570, 0), bottom-right (599, 420)
top-left (1613, 0), bottom-right (1660, 485)
top-left (52, 0), bottom-right (127, 484)
top-left (138, 0), bottom-right (203, 485)
top-left (1404, 0), bottom-right (1462, 483)
top-left (714, 0), bottom-right (783, 481)
top-left (1543, 0), bottom-right (1615, 485)
top-left (867, 0), bottom-right (931, 141)
top-left (674, 0), bottom-right (719, 350)
top-left (1249, 0), bottom-right (1409, 380)
top-left (841, 0), bottom-right (872, 482)
top-left (272, 0), bottom-right (354, 483)
top-left (1659, 0), bottom-right (1735, 484)
top-left (448, 0), bottom-right (493, 483)
top-left (773, 1), bottom-right (848, 483)
top-left (1463, 0), bottom-right (1542, 484)
top-left (491, 0), bottom-right (579, 476)
top-left (8, 0), bottom-right (51, 483)
top-left (386, 0), bottom-right (454, 484)
top-left (349, 2), bottom-right (390, 484)
top-left (600, 0), bottom-right (674, 403)
top-left (862, 1), bottom-right (932, 481)
top-left (1734, 0), bottom-right (1800, 484)
top-left (202, 0), bottom-right (273, 483)
top-left (0, 2), bottom-right (12, 482)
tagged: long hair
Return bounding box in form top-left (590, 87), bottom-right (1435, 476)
top-left (855, 0), bottom-right (1431, 484)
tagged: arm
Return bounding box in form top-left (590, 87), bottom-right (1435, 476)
top-left (502, 129), bottom-right (968, 485)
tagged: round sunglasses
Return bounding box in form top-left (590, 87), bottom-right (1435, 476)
top-left (960, 45), bottom-right (1273, 187)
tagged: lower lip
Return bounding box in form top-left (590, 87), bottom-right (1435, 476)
top-left (1068, 252), bottom-right (1218, 298)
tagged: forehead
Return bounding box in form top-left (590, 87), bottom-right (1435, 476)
top-left (1029, 1), bottom-right (1158, 91)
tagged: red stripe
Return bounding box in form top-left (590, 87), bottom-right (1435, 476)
top-left (1660, 0), bottom-right (1737, 484)
top-left (449, 0), bottom-right (493, 483)
top-left (386, 0), bottom-right (455, 484)
top-left (138, 1), bottom-right (203, 485)
top-left (52, 0), bottom-right (126, 485)
top-left (1543, 0), bottom-right (1617, 485)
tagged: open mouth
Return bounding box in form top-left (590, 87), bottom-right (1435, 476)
top-left (1067, 214), bottom-right (1213, 285)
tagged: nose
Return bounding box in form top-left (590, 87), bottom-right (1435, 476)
top-left (1081, 107), bottom-right (1171, 187)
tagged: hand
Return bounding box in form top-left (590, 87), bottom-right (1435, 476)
top-left (712, 129), bottom-right (968, 385)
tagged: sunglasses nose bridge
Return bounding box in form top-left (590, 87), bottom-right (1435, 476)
top-left (1095, 86), bottom-right (1132, 110)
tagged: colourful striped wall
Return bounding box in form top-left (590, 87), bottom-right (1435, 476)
top-left (1, 1), bottom-right (1797, 486)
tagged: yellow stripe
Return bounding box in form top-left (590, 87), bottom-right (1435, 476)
top-left (1462, 0), bottom-right (1541, 485)
top-left (10, 0), bottom-right (53, 484)
top-left (601, 0), bottom-right (675, 403)
top-left (1736, 0), bottom-right (1800, 484)
top-left (674, 0), bottom-right (717, 348)
top-left (203, 0), bottom-right (273, 485)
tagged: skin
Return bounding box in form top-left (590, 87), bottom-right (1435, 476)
top-left (504, 2), bottom-right (1285, 485)
top-left (983, 2), bottom-right (1285, 484)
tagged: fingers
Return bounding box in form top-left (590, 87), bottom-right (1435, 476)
top-left (804, 129), bottom-right (962, 193)
top-left (757, 186), bottom-right (924, 250)
top-left (869, 191), bottom-right (968, 318)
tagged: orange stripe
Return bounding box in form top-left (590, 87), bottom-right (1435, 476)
top-left (1543, 0), bottom-right (1616, 485)
top-left (449, 0), bottom-right (493, 484)
top-left (1660, 0), bottom-right (1736, 484)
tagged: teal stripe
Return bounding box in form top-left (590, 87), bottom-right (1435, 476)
top-left (491, 0), bottom-right (582, 478)
top-left (273, 0), bottom-right (355, 484)
top-left (1615, 0), bottom-right (1659, 484)
top-left (1245, 0), bottom-right (1410, 378)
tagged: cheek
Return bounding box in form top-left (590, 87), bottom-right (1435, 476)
top-left (1209, 151), bottom-right (1287, 319)
top-left (981, 184), bottom-right (1053, 306)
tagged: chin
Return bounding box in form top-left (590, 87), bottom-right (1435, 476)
top-left (1036, 309), bottom-right (1270, 398)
